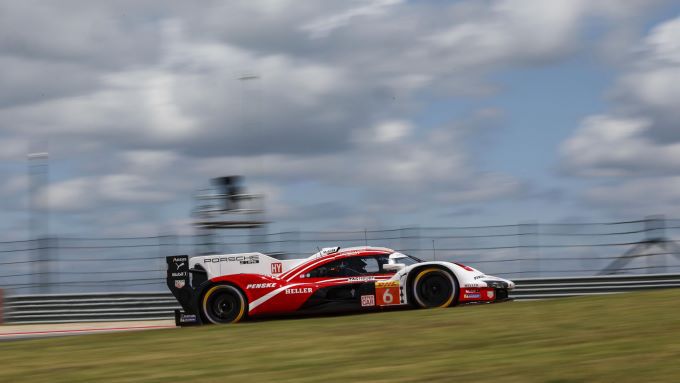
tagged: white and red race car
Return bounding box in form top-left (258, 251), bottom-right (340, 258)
top-left (166, 246), bottom-right (514, 325)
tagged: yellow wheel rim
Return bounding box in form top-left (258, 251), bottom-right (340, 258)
top-left (413, 268), bottom-right (455, 308)
top-left (202, 285), bottom-right (246, 324)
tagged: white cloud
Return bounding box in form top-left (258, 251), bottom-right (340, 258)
top-left (40, 174), bottom-right (174, 212)
top-left (302, 0), bottom-right (403, 38)
top-left (560, 115), bottom-right (680, 177)
top-left (138, 72), bottom-right (198, 141)
top-left (585, 177), bottom-right (680, 216)
top-left (644, 16), bottom-right (680, 64)
top-left (421, 0), bottom-right (619, 70)
top-left (607, 16), bottom-right (680, 144)
top-left (0, 137), bottom-right (28, 160)
top-left (0, 175), bottom-right (29, 196)
top-left (562, 16), bottom-right (680, 178)
top-left (617, 67), bottom-right (680, 111)
top-left (560, 15), bottom-right (680, 216)
top-left (42, 178), bottom-right (96, 211)
top-left (354, 120), bottom-right (413, 143)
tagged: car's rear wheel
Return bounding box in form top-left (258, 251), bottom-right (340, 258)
top-left (412, 268), bottom-right (457, 308)
top-left (201, 284), bottom-right (247, 324)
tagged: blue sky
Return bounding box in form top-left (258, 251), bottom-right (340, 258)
top-left (1, 0), bottom-right (680, 239)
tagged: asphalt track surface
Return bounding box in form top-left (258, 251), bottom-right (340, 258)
top-left (0, 320), bottom-right (176, 341)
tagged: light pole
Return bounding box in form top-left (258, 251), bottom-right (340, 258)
top-left (28, 152), bottom-right (49, 294)
top-left (238, 73), bottom-right (261, 132)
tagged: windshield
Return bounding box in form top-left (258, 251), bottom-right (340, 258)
top-left (389, 252), bottom-right (422, 266)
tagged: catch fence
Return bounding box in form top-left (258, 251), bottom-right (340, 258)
top-left (2, 216), bottom-right (680, 295)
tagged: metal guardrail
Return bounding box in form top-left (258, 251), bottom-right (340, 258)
top-left (3, 273), bottom-right (680, 324)
top-left (509, 273), bottom-right (680, 299)
top-left (4, 292), bottom-right (179, 324)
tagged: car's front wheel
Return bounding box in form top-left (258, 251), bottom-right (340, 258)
top-left (201, 284), bottom-right (247, 324)
top-left (412, 268), bottom-right (457, 308)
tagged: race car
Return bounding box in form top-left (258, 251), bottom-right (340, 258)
top-left (166, 246), bottom-right (514, 325)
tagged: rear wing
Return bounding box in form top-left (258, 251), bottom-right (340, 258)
top-left (166, 255), bottom-right (201, 325)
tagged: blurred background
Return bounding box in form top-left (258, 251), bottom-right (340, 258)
top-left (1, 0), bottom-right (680, 294)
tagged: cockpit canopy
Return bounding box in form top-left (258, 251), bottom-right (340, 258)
top-left (388, 252), bottom-right (423, 266)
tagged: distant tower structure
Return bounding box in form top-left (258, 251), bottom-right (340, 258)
top-left (599, 215), bottom-right (680, 275)
top-left (192, 176), bottom-right (266, 254)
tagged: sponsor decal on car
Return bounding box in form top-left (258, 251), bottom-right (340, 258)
top-left (271, 262), bottom-right (283, 274)
top-left (320, 247), bottom-right (341, 255)
top-left (174, 280), bottom-right (186, 289)
top-left (246, 283), bottom-right (277, 289)
top-left (464, 293), bottom-right (481, 299)
top-left (204, 255), bottom-right (260, 265)
top-left (341, 251), bottom-right (362, 256)
top-left (375, 281), bottom-right (400, 306)
top-left (179, 313), bottom-right (198, 323)
top-left (285, 287), bottom-right (313, 294)
top-left (375, 281), bottom-right (399, 288)
top-left (349, 276), bottom-right (375, 282)
top-left (361, 295), bottom-right (375, 307)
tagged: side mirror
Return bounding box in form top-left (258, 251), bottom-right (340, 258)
top-left (383, 263), bottom-right (405, 272)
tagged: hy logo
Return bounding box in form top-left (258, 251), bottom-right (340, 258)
top-left (271, 262), bottom-right (283, 274)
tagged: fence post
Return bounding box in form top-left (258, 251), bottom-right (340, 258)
top-left (159, 234), bottom-right (179, 257)
top-left (195, 228), bottom-right (215, 255)
top-left (519, 222), bottom-right (539, 277)
top-left (645, 215), bottom-right (666, 274)
top-left (281, 230), bottom-right (300, 258)
top-left (249, 225), bottom-right (268, 253)
top-left (51, 237), bottom-right (59, 294)
top-left (37, 236), bottom-right (51, 295)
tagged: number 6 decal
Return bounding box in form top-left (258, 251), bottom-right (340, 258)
top-left (375, 281), bottom-right (400, 306)
top-left (382, 288), bottom-right (393, 304)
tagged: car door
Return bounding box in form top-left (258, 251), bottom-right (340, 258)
top-left (294, 255), bottom-right (393, 310)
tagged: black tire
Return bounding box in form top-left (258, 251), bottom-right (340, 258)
top-left (411, 268), bottom-right (458, 308)
top-left (201, 284), bottom-right (247, 324)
